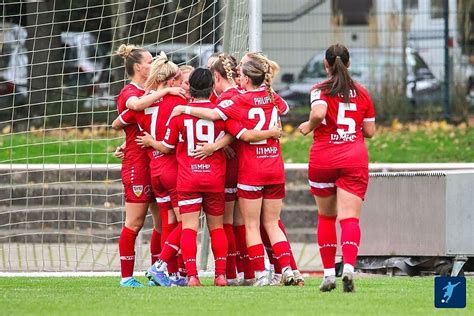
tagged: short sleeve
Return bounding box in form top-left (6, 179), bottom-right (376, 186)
top-left (363, 93), bottom-right (375, 122)
top-left (310, 86), bottom-right (328, 108)
top-left (225, 119), bottom-right (247, 139)
top-left (119, 109), bottom-right (136, 125)
top-left (273, 93), bottom-right (289, 115)
top-left (215, 96), bottom-right (243, 121)
top-left (162, 117), bottom-right (180, 149)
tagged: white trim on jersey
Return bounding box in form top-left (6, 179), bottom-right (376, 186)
top-left (308, 180), bottom-right (335, 189)
top-left (162, 141), bottom-right (175, 149)
top-left (129, 82), bottom-right (145, 91)
top-left (225, 188), bottom-right (238, 194)
top-left (156, 196), bottom-right (171, 203)
top-left (178, 198), bottom-right (203, 206)
top-left (235, 128), bottom-right (248, 140)
top-left (280, 99), bottom-right (290, 115)
top-left (311, 100), bottom-right (328, 108)
top-left (237, 183), bottom-right (264, 191)
top-left (363, 117), bottom-right (376, 122)
top-left (119, 109), bottom-right (131, 125)
top-left (125, 96), bottom-right (139, 109)
top-left (214, 108), bottom-right (228, 121)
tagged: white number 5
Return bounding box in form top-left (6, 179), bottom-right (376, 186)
top-left (337, 102), bottom-right (357, 135)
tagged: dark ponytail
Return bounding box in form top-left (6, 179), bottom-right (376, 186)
top-left (318, 43), bottom-right (357, 104)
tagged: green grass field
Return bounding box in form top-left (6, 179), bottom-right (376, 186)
top-left (0, 123), bottom-right (473, 164)
top-left (0, 276), bottom-right (472, 315)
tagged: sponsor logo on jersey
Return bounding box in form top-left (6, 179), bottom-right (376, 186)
top-left (330, 131), bottom-right (356, 143)
top-left (219, 100), bottom-right (234, 108)
top-left (152, 150), bottom-right (164, 158)
top-left (256, 146), bottom-right (279, 157)
top-left (253, 96), bottom-right (271, 105)
top-left (191, 164), bottom-right (211, 172)
top-left (133, 185), bottom-right (143, 197)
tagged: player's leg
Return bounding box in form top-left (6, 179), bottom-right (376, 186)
top-left (336, 167), bottom-right (368, 293)
top-left (149, 202), bottom-right (162, 265)
top-left (277, 219), bottom-right (304, 286)
top-left (238, 185), bottom-right (266, 286)
top-left (309, 167), bottom-right (338, 292)
top-left (261, 184), bottom-right (294, 286)
top-left (233, 202), bottom-right (253, 284)
top-left (119, 202), bottom-right (148, 288)
top-left (179, 192), bottom-right (202, 287)
top-left (205, 192), bottom-right (228, 286)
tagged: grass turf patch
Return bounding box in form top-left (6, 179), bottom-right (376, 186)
top-left (0, 276), bottom-right (472, 315)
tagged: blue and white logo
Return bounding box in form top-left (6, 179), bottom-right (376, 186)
top-left (434, 276), bottom-right (466, 308)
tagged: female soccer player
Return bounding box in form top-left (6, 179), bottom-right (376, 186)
top-left (298, 43), bottom-right (376, 292)
top-left (138, 68), bottom-right (282, 286)
top-left (179, 65), bottom-right (194, 100)
top-left (114, 44), bottom-right (185, 287)
top-left (169, 54), bottom-right (296, 286)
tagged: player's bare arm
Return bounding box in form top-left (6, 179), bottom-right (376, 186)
top-left (362, 121), bottom-right (376, 138)
top-left (191, 133), bottom-right (235, 160)
top-left (135, 131), bottom-right (171, 154)
top-left (127, 87), bottom-right (186, 112)
top-left (240, 124), bottom-right (282, 142)
top-left (299, 103), bottom-right (327, 135)
top-left (170, 105), bottom-right (221, 121)
top-left (111, 116), bottom-right (127, 130)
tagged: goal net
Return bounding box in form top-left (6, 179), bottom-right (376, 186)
top-left (0, 0), bottom-right (249, 273)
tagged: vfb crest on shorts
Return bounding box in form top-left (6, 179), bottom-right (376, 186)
top-left (133, 185), bottom-right (143, 197)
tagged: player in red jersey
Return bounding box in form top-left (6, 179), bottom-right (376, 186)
top-left (298, 43), bottom-right (376, 292)
top-left (113, 52), bottom-right (188, 286)
top-left (242, 52), bottom-right (304, 286)
top-left (113, 45), bottom-right (185, 287)
top-left (138, 68), bottom-right (282, 286)
top-left (179, 65), bottom-right (194, 101)
top-left (169, 54), bottom-right (296, 286)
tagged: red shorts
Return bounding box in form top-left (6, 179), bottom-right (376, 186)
top-left (122, 163), bottom-right (153, 203)
top-left (178, 191), bottom-right (225, 216)
top-left (308, 167), bottom-right (369, 200)
top-left (151, 170), bottom-right (178, 212)
top-left (236, 183), bottom-right (286, 200)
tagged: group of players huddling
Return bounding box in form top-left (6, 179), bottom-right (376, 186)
top-left (112, 42), bottom-right (375, 292)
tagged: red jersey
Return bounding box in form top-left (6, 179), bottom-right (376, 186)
top-left (163, 100), bottom-right (227, 192)
top-left (309, 82), bottom-right (375, 168)
top-left (116, 82), bottom-right (148, 165)
top-left (214, 87), bottom-right (287, 185)
top-left (216, 86), bottom-right (242, 153)
top-left (126, 94), bottom-right (187, 175)
top-left (209, 89), bottom-right (218, 104)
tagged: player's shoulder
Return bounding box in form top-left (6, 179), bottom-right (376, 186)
top-left (164, 94), bottom-right (188, 105)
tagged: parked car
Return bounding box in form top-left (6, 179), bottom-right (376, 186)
top-left (0, 23), bottom-right (28, 107)
top-left (278, 47), bottom-right (441, 110)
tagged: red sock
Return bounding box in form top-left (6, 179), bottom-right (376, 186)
top-left (210, 228), bottom-right (228, 276)
top-left (223, 224), bottom-right (237, 279)
top-left (272, 241), bottom-right (291, 269)
top-left (233, 226), bottom-right (244, 274)
top-left (119, 226), bottom-right (138, 278)
top-left (340, 217), bottom-right (361, 267)
top-left (317, 214), bottom-right (337, 269)
top-left (181, 228), bottom-right (198, 277)
top-left (160, 222), bottom-right (182, 274)
top-left (261, 226), bottom-right (281, 272)
top-left (278, 219), bottom-right (298, 270)
top-left (150, 228), bottom-right (161, 265)
top-left (247, 244), bottom-right (265, 272)
top-left (234, 225), bottom-right (254, 278)
top-left (178, 252), bottom-right (186, 277)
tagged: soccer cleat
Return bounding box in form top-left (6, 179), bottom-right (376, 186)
top-left (342, 272), bottom-right (355, 293)
top-left (253, 273), bottom-right (269, 287)
top-left (226, 278), bottom-right (240, 286)
top-left (319, 275), bottom-right (336, 292)
top-left (169, 274), bottom-right (188, 287)
top-left (294, 270), bottom-right (305, 287)
top-left (187, 275), bottom-right (202, 287)
top-left (120, 278), bottom-right (146, 288)
top-left (146, 265), bottom-right (172, 287)
top-left (281, 268), bottom-right (295, 286)
top-left (148, 280), bottom-right (157, 287)
top-left (241, 278), bottom-right (255, 286)
top-left (269, 273), bottom-right (282, 286)
top-left (214, 274), bottom-right (227, 287)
